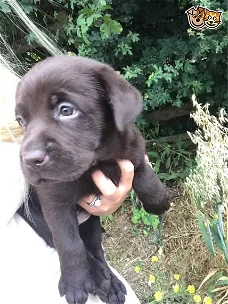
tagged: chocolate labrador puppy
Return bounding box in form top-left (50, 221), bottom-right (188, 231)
top-left (15, 56), bottom-right (169, 304)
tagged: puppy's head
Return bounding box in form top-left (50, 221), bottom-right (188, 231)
top-left (15, 56), bottom-right (142, 185)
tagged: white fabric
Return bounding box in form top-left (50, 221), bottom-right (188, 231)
top-left (0, 142), bottom-right (140, 304)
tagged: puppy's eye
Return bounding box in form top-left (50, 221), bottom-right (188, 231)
top-left (59, 105), bottom-right (74, 116)
top-left (57, 102), bottom-right (79, 118)
top-left (16, 116), bottom-right (25, 128)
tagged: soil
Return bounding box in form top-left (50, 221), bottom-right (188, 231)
top-left (102, 185), bottom-right (225, 303)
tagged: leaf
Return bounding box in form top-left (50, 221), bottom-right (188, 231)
top-left (217, 204), bottom-right (225, 237)
top-left (27, 32), bottom-right (36, 45)
top-left (165, 156), bottom-right (171, 169)
top-left (100, 18), bottom-right (122, 38)
top-left (210, 222), bottom-right (224, 252)
top-left (21, 4), bottom-right (37, 14)
top-left (147, 151), bottom-right (160, 159)
top-left (216, 224), bottom-right (228, 263)
top-left (158, 172), bottom-right (175, 180)
top-left (98, 0), bottom-right (107, 6)
top-left (198, 269), bottom-right (218, 290)
top-left (216, 277), bottom-right (228, 286)
top-left (0, 2), bottom-right (11, 13)
top-left (196, 211), bottom-right (215, 255)
top-left (149, 215), bottom-right (159, 230)
top-left (86, 15), bottom-right (94, 27)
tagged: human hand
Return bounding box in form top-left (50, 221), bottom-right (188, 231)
top-left (79, 160), bottom-right (134, 216)
top-left (80, 156), bottom-right (152, 216)
top-left (145, 154), bottom-right (152, 168)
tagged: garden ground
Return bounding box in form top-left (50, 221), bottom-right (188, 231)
top-left (103, 185), bottom-right (225, 303)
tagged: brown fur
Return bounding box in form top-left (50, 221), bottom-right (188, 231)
top-left (15, 55), bottom-right (169, 304)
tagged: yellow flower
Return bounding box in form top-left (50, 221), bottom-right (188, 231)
top-left (187, 285), bottom-right (195, 294)
top-left (173, 284), bottom-right (180, 293)
top-left (135, 266), bottom-right (141, 273)
top-left (149, 275), bottom-right (156, 283)
top-left (151, 256), bottom-right (159, 262)
top-left (174, 274), bottom-right (180, 280)
top-left (154, 291), bottom-right (163, 301)
top-left (193, 295), bottom-right (202, 303)
top-left (213, 213), bottom-right (218, 219)
top-left (203, 296), bottom-right (212, 304)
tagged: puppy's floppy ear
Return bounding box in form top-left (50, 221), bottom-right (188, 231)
top-left (99, 65), bottom-right (143, 132)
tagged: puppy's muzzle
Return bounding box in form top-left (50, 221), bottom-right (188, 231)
top-left (23, 150), bottom-right (49, 170)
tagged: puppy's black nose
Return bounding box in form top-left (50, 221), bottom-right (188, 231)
top-left (23, 150), bottom-right (48, 169)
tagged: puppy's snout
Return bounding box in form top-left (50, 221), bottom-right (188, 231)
top-left (23, 150), bottom-right (49, 169)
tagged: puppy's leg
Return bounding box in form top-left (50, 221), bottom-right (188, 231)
top-left (80, 216), bottom-right (127, 304)
top-left (36, 184), bottom-right (94, 304)
top-left (133, 160), bottom-right (170, 215)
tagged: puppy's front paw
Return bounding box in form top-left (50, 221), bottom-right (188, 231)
top-left (142, 188), bottom-right (170, 215)
top-left (107, 273), bottom-right (127, 304)
top-left (88, 256), bottom-right (111, 303)
top-left (59, 270), bottom-right (95, 304)
top-left (88, 254), bottom-right (126, 303)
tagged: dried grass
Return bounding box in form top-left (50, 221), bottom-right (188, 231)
top-left (103, 185), bottom-right (226, 302)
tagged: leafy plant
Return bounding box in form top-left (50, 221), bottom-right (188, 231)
top-left (134, 255), bottom-right (214, 303)
top-left (185, 95), bottom-right (228, 302)
top-left (100, 214), bottom-right (114, 230)
top-left (1, 0), bottom-right (227, 113)
top-left (130, 190), bottom-right (159, 237)
top-left (132, 207), bottom-right (159, 232)
top-left (148, 140), bottom-right (195, 181)
top-left (185, 95), bottom-right (228, 262)
top-left (197, 269), bottom-right (228, 304)
top-left (143, 124), bottom-right (195, 181)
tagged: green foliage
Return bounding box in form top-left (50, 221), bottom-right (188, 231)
top-left (1, 0), bottom-right (227, 113)
top-left (0, 0), bottom-right (227, 181)
top-left (148, 141), bottom-right (195, 181)
top-left (100, 214), bottom-right (114, 229)
top-left (185, 96), bottom-right (228, 264)
top-left (127, 182), bottom-right (164, 242)
top-left (144, 125), bottom-right (195, 181)
top-left (132, 207), bottom-right (159, 232)
top-left (0, 1), bottom-right (11, 13)
top-left (134, 257), bottom-right (214, 303)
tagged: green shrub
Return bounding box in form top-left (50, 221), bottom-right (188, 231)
top-left (0, 0), bottom-right (227, 115)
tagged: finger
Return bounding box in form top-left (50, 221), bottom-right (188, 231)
top-left (80, 194), bottom-right (96, 205)
top-left (145, 154), bottom-right (152, 168)
top-left (118, 160), bottom-right (134, 189)
top-left (80, 198), bottom-right (116, 216)
top-left (79, 200), bottom-right (102, 215)
top-left (91, 171), bottom-right (117, 196)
